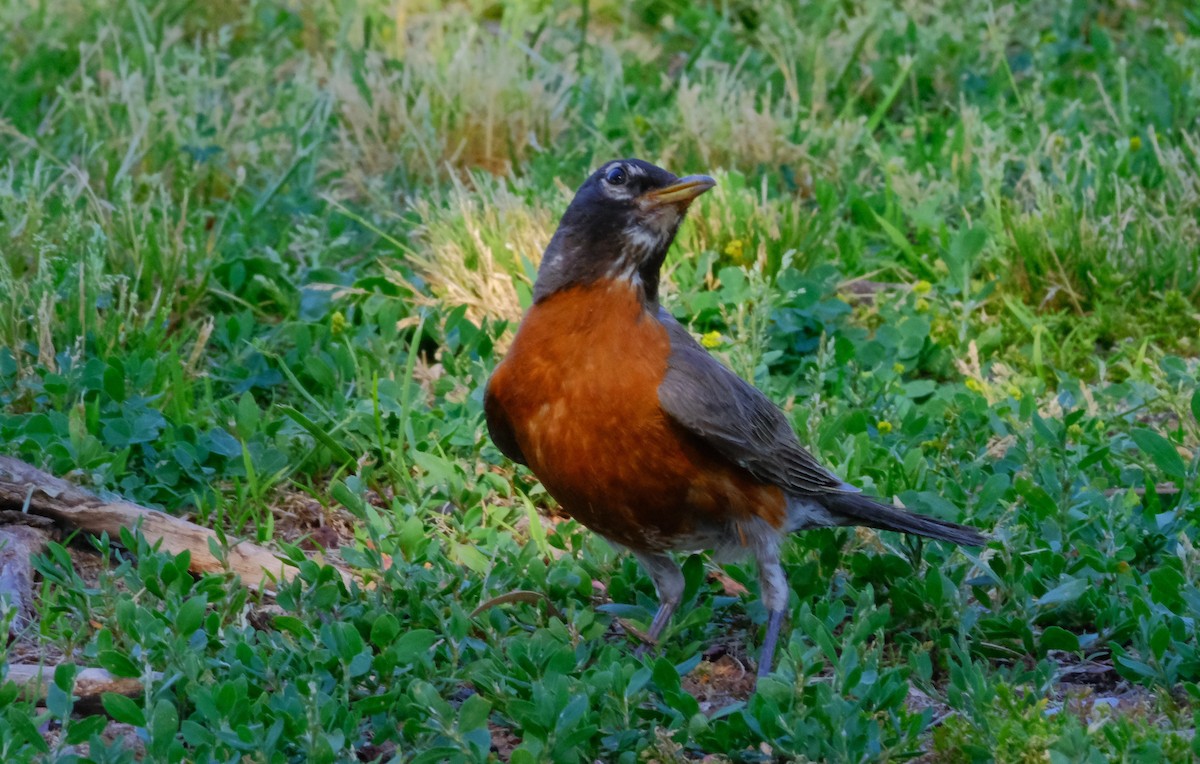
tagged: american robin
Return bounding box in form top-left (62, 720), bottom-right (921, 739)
top-left (484, 159), bottom-right (986, 678)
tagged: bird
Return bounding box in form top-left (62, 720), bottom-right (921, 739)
top-left (484, 158), bottom-right (987, 678)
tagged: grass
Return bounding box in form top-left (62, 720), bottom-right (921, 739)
top-left (1, 0), bottom-right (1199, 760)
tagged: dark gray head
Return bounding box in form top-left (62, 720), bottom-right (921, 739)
top-left (533, 158), bottom-right (716, 305)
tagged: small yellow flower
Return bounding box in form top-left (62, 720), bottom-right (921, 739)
top-left (700, 330), bottom-right (722, 349)
top-left (915, 298), bottom-right (931, 312)
top-left (1129, 135), bottom-right (1142, 152)
top-left (1006, 384), bottom-right (1022, 400)
top-left (876, 420), bottom-right (893, 435)
top-left (723, 239), bottom-right (745, 261)
top-left (965, 378), bottom-right (984, 393)
top-left (330, 310), bottom-right (348, 336)
top-left (913, 280), bottom-right (933, 295)
top-left (1068, 423), bottom-right (1084, 440)
top-left (892, 362), bottom-right (906, 375)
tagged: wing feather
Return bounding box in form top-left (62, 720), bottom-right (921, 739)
top-left (656, 309), bottom-right (851, 495)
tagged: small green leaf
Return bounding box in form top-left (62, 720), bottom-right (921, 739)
top-left (46, 683), bottom-right (71, 720)
top-left (1131, 428), bottom-right (1186, 480)
top-left (510, 750), bottom-right (537, 764)
top-left (236, 392), bottom-right (260, 437)
top-left (651, 657), bottom-right (681, 694)
top-left (902, 379), bottom-right (937, 399)
top-left (977, 473), bottom-right (1010, 510)
top-left (391, 629), bottom-right (439, 662)
top-left (103, 363), bottom-right (126, 402)
top-left (412, 450), bottom-right (460, 487)
top-left (150, 699), bottom-right (179, 754)
top-left (97, 650), bottom-right (140, 679)
top-left (555, 694), bottom-right (587, 733)
top-left (1036, 578), bottom-right (1087, 607)
top-left (205, 428), bottom-right (242, 458)
top-left (176, 594), bottom-right (207, 635)
top-left (181, 720), bottom-right (215, 746)
top-left (412, 747), bottom-right (466, 764)
top-left (1115, 655), bottom-right (1156, 679)
top-left (1191, 388), bottom-right (1200, 425)
top-left (943, 225), bottom-right (988, 285)
top-left (53, 663), bottom-right (77, 693)
top-left (304, 354), bottom-right (336, 388)
top-left (347, 653), bottom-right (373, 678)
top-left (625, 667), bottom-right (651, 700)
top-left (459, 693), bottom-right (491, 732)
top-left (369, 614), bottom-right (400, 647)
top-left (452, 542), bottom-right (490, 574)
top-left (1040, 626), bottom-right (1080, 653)
top-left (65, 714), bottom-right (107, 745)
top-left (1149, 566), bottom-right (1186, 607)
top-left (102, 693), bottom-right (146, 727)
top-left (0, 348), bottom-right (16, 377)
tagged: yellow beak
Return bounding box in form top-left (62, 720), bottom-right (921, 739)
top-left (639, 174), bottom-right (717, 207)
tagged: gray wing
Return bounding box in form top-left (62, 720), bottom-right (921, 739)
top-left (656, 309), bottom-right (855, 496)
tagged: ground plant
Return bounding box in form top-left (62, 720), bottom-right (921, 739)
top-left (1, 0), bottom-right (1199, 761)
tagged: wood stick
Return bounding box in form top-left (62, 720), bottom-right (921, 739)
top-left (840, 279), bottom-right (903, 303)
top-left (0, 524), bottom-right (52, 637)
top-left (6, 664), bottom-right (149, 704)
top-left (0, 457), bottom-right (349, 592)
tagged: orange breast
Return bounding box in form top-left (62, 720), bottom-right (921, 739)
top-left (487, 281), bottom-right (786, 552)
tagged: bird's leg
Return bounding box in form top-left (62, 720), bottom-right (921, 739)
top-left (754, 539), bottom-right (789, 679)
top-left (758, 608), bottom-right (786, 679)
top-left (631, 550), bottom-right (684, 644)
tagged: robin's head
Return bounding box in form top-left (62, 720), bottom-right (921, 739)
top-left (533, 159), bottom-right (716, 304)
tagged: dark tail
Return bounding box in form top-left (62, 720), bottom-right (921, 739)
top-left (820, 492), bottom-right (987, 546)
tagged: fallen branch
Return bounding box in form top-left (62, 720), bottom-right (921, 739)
top-left (0, 457), bottom-right (350, 592)
top-left (839, 279), bottom-right (905, 303)
top-left (6, 664), bottom-right (151, 705)
top-left (0, 521), bottom-right (52, 637)
top-left (1104, 483), bottom-right (1181, 500)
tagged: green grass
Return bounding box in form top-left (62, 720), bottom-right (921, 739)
top-left (1, 0), bottom-right (1199, 760)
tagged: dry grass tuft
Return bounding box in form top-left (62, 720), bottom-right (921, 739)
top-left (673, 65), bottom-right (807, 172)
top-left (403, 173), bottom-right (558, 328)
top-left (324, 11), bottom-right (575, 200)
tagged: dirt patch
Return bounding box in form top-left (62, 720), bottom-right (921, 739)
top-left (489, 721), bottom-right (521, 761)
top-left (683, 648), bottom-right (757, 711)
top-left (271, 488), bottom-right (363, 551)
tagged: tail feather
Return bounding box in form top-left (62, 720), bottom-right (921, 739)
top-left (819, 492), bottom-right (987, 547)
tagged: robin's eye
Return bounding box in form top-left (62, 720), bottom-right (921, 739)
top-left (605, 166), bottom-right (627, 186)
